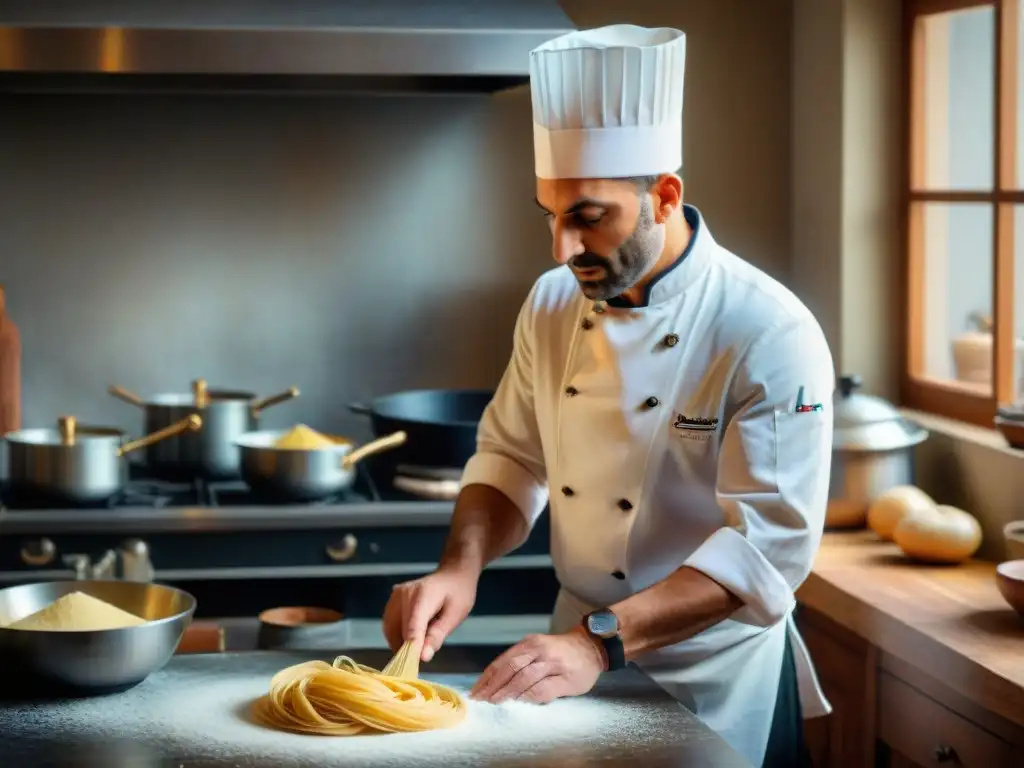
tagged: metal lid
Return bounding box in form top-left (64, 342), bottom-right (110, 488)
top-left (833, 375), bottom-right (928, 452)
top-left (997, 403), bottom-right (1024, 423)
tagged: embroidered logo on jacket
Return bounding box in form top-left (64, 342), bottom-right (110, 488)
top-left (673, 415), bottom-right (718, 431)
top-left (673, 414), bottom-right (719, 442)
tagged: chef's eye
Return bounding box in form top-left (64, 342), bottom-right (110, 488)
top-left (576, 213), bottom-right (605, 227)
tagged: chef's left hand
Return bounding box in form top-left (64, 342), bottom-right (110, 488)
top-left (469, 628), bottom-right (607, 704)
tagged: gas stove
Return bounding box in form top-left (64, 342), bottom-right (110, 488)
top-left (0, 459), bottom-right (398, 512)
top-left (0, 459), bottom-right (557, 621)
top-left (0, 457), bottom-right (465, 534)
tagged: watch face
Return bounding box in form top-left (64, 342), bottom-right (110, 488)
top-left (587, 610), bottom-right (618, 639)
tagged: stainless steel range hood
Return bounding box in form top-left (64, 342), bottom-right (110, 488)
top-left (0, 0), bottom-right (576, 94)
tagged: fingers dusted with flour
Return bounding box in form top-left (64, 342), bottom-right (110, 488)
top-left (470, 629), bottom-right (606, 705)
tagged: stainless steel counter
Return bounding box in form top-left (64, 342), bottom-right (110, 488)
top-left (0, 647), bottom-right (749, 767)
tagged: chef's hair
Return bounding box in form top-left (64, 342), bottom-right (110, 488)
top-left (624, 168), bottom-right (682, 192)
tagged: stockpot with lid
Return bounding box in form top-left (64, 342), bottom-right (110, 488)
top-left (827, 375), bottom-right (929, 528)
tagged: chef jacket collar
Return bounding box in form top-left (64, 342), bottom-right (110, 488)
top-left (605, 204), bottom-right (709, 309)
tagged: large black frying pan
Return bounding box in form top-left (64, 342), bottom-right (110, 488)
top-left (348, 389), bottom-right (493, 471)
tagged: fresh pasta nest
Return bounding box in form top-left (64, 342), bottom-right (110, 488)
top-left (252, 653), bottom-right (467, 736)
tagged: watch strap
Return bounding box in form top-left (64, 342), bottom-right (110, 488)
top-left (601, 633), bottom-right (626, 671)
top-left (584, 611), bottom-right (626, 671)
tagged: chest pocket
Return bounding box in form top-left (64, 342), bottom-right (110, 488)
top-left (773, 408), bottom-right (832, 502)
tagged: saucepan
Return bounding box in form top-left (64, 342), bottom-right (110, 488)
top-left (109, 378), bottom-right (299, 480)
top-left (235, 429), bottom-right (407, 501)
top-left (4, 415), bottom-right (202, 505)
top-left (349, 388), bottom-right (493, 471)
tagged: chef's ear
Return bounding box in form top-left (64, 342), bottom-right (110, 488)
top-left (650, 174), bottom-right (683, 222)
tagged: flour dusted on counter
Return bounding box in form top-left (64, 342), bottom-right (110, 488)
top-left (5, 592), bottom-right (146, 631)
top-left (11, 670), bottom-right (681, 768)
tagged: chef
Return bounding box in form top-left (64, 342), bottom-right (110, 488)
top-left (382, 24), bottom-right (834, 767)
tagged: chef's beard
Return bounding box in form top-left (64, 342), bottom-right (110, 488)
top-left (569, 197), bottom-right (666, 302)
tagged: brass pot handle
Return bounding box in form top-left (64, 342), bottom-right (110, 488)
top-left (118, 414), bottom-right (202, 457)
top-left (58, 416), bottom-right (77, 446)
top-left (193, 379), bottom-right (210, 409)
top-left (108, 385), bottom-right (145, 407)
top-left (250, 386), bottom-right (300, 418)
top-left (341, 430), bottom-right (407, 470)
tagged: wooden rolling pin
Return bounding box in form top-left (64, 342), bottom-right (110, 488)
top-left (0, 284), bottom-right (20, 435)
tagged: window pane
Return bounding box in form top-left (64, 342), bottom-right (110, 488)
top-left (916, 6), bottom-right (994, 190)
top-left (918, 202), bottom-right (993, 393)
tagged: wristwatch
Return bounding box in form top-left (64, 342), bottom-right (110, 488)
top-left (583, 609), bottom-right (626, 671)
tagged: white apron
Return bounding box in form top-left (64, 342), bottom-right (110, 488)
top-left (461, 206), bottom-right (835, 767)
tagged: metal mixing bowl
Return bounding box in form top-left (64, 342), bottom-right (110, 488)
top-left (0, 580), bottom-right (196, 695)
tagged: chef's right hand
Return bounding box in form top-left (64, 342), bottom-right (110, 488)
top-left (383, 567), bottom-right (478, 662)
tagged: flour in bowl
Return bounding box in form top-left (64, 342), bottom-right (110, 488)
top-left (4, 591), bottom-right (146, 631)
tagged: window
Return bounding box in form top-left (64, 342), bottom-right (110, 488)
top-left (902, 0), bottom-right (1024, 427)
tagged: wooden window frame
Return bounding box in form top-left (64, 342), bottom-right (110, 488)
top-left (901, 0), bottom-right (1021, 427)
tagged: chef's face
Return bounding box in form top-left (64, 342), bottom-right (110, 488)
top-left (535, 176), bottom-right (674, 301)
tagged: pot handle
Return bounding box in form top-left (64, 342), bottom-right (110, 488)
top-left (193, 379), bottom-right (210, 408)
top-left (348, 402), bottom-right (372, 416)
top-left (341, 430), bottom-right (407, 470)
top-left (58, 416), bottom-right (77, 446)
top-left (251, 387), bottom-right (300, 418)
top-left (117, 414), bottom-right (202, 457)
top-left (837, 375), bottom-right (863, 399)
top-left (108, 385), bottom-right (146, 408)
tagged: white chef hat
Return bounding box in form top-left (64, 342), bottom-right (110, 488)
top-left (529, 24), bottom-right (687, 180)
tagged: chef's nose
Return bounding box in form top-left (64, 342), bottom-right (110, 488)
top-left (551, 220), bottom-right (585, 265)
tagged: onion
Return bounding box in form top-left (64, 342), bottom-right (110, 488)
top-left (867, 486), bottom-right (936, 541)
top-left (893, 505), bottom-right (983, 564)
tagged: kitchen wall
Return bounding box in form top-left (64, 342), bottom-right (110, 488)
top-left (0, 92), bottom-right (548, 438)
top-left (0, 0), bottom-right (794, 444)
top-left (792, 0), bottom-right (901, 400)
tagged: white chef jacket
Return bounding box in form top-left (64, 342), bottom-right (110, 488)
top-left (460, 205), bottom-right (834, 767)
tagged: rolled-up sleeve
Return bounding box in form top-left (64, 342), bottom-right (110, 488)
top-left (460, 289), bottom-right (549, 527)
top-left (683, 316), bottom-right (835, 627)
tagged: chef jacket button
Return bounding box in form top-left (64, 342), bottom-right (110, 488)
top-left (561, 486), bottom-right (575, 497)
top-left (664, 333), bottom-right (680, 347)
top-left (617, 498), bottom-right (633, 512)
top-left (611, 570), bottom-right (626, 580)
top-left (565, 386), bottom-right (579, 397)
top-left (644, 396), bottom-right (660, 409)
top-left (581, 318), bottom-right (594, 330)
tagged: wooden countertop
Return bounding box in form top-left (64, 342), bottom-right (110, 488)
top-left (796, 530), bottom-right (1024, 728)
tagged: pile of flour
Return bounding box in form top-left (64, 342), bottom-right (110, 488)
top-left (15, 671), bottom-right (663, 767)
top-left (4, 592), bottom-right (146, 631)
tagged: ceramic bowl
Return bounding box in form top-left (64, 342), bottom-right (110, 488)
top-left (1004, 521), bottom-right (1024, 561)
top-left (256, 606), bottom-right (347, 650)
top-left (995, 560), bottom-right (1024, 618)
